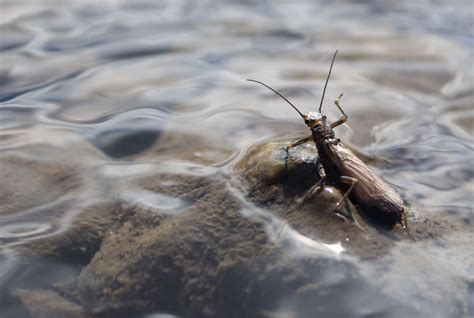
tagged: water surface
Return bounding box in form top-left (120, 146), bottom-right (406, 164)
top-left (0, 1), bottom-right (473, 317)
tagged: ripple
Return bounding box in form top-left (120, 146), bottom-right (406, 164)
top-left (0, 222), bottom-right (51, 239)
top-left (119, 189), bottom-right (189, 215)
top-left (0, 1), bottom-right (472, 317)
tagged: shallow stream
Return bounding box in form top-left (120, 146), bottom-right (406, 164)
top-left (0, 1), bottom-right (473, 317)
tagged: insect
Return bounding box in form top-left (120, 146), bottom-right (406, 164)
top-left (247, 51), bottom-right (407, 229)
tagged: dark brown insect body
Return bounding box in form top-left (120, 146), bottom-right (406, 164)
top-left (248, 51), bottom-right (406, 229)
top-left (313, 116), bottom-right (405, 228)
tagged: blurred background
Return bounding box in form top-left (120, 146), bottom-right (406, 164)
top-left (0, 0), bottom-right (473, 317)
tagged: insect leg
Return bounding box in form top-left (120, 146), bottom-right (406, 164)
top-left (401, 207), bottom-right (408, 230)
top-left (285, 136), bottom-right (312, 152)
top-left (330, 93), bottom-right (348, 128)
top-left (333, 176), bottom-right (358, 212)
top-left (299, 160), bottom-right (326, 205)
top-left (284, 136), bottom-right (312, 166)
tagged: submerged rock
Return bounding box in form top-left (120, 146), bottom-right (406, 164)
top-left (0, 129), bottom-right (106, 218)
top-left (5, 136), bottom-right (458, 318)
top-left (236, 140), bottom-right (393, 228)
top-left (13, 289), bottom-right (86, 318)
top-left (15, 176), bottom-right (401, 317)
top-left (235, 141), bottom-right (395, 256)
top-left (7, 174), bottom-right (386, 317)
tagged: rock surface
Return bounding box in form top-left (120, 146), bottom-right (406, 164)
top-left (3, 135), bottom-right (463, 317)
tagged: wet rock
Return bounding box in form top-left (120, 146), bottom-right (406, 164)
top-left (213, 253), bottom-right (410, 318)
top-left (0, 128), bottom-right (107, 217)
top-left (7, 140), bottom-right (391, 317)
top-left (235, 141), bottom-right (409, 258)
top-left (0, 157), bottom-right (76, 216)
top-left (66, 178), bottom-right (393, 317)
top-left (13, 289), bottom-right (86, 318)
top-left (0, 128), bottom-right (115, 264)
top-left (18, 203), bottom-right (129, 264)
top-left (235, 140), bottom-right (466, 257)
top-left (90, 128), bottom-right (161, 159)
top-left (236, 140), bottom-right (344, 209)
top-left (137, 130), bottom-right (235, 166)
top-left (6, 136), bottom-right (463, 318)
top-left (75, 179), bottom-right (267, 315)
top-left (237, 141), bottom-right (318, 187)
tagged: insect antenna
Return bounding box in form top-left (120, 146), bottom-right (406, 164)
top-left (319, 50), bottom-right (338, 112)
top-left (247, 79), bottom-right (305, 119)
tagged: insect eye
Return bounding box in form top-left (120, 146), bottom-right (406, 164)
top-left (304, 120), bottom-right (309, 125)
top-left (323, 115), bottom-right (327, 120)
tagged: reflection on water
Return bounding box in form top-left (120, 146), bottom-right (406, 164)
top-left (0, 0), bottom-right (473, 317)
top-left (0, 222), bottom-right (51, 239)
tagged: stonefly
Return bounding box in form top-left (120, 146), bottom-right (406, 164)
top-left (247, 51), bottom-right (407, 229)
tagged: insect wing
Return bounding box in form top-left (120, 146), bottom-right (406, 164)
top-left (328, 142), bottom-right (403, 207)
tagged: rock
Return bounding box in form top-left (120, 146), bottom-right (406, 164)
top-left (0, 128), bottom-right (115, 264)
top-left (18, 202), bottom-right (141, 264)
top-left (70, 177), bottom-right (392, 317)
top-left (0, 129), bottom-right (100, 217)
top-left (235, 141), bottom-right (411, 258)
top-left (75, 178), bottom-right (266, 315)
top-left (235, 140), bottom-right (353, 214)
top-left (7, 137), bottom-right (459, 318)
top-left (236, 141), bottom-right (319, 192)
top-left (13, 289), bottom-right (86, 318)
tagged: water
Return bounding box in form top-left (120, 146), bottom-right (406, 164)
top-left (0, 0), bottom-right (473, 317)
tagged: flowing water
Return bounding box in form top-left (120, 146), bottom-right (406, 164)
top-left (0, 0), bottom-right (473, 317)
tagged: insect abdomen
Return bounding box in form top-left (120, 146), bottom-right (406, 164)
top-left (356, 195), bottom-right (404, 227)
top-left (328, 142), bottom-right (404, 228)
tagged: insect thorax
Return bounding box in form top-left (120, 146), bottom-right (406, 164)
top-left (310, 119), bottom-right (335, 143)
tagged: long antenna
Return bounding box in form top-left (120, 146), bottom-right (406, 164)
top-left (247, 79), bottom-right (305, 118)
top-left (319, 50), bottom-right (338, 112)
